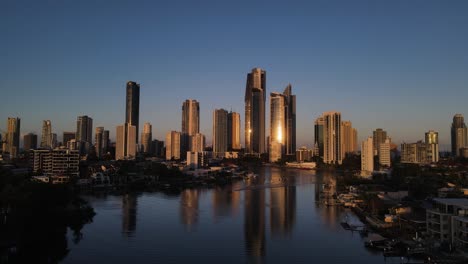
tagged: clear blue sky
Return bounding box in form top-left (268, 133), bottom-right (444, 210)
top-left (1, 0), bottom-right (467, 150)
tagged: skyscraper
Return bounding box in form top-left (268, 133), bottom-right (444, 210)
top-left (40, 120), bottom-right (52, 149)
top-left (76, 115), bottom-right (93, 154)
top-left (361, 137), bottom-right (374, 175)
top-left (182, 99), bottom-right (200, 155)
top-left (141, 122), bottom-right (152, 154)
top-left (283, 84), bottom-right (296, 156)
top-left (24, 133), bottom-right (37, 150)
top-left (451, 114), bottom-right (467, 156)
top-left (95, 127), bottom-right (104, 158)
top-left (62, 132), bottom-right (75, 147)
top-left (6, 117), bottom-right (20, 158)
top-left (314, 117), bottom-right (325, 157)
top-left (379, 138), bottom-right (391, 167)
top-left (426, 130), bottom-right (439, 163)
top-left (269, 93), bottom-right (286, 162)
top-left (213, 109), bottom-right (228, 158)
top-left (116, 123), bottom-right (136, 160)
top-left (102, 130), bottom-right (109, 155)
top-left (373, 128), bottom-right (388, 155)
top-left (190, 133), bottom-right (205, 153)
top-left (227, 111), bottom-right (241, 151)
top-left (323, 112), bottom-right (342, 164)
top-left (166, 131), bottom-right (181, 160)
top-left (245, 68), bottom-right (266, 155)
top-left (341, 121), bottom-right (357, 156)
top-left (126, 81), bottom-right (140, 144)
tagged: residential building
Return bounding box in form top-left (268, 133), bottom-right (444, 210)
top-left (378, 138), bottom-right (391, 167)
top-left (190, 133), bottom-right (205, 153)
top-left (451, 114), bottom-right (467, 156)
top-left (182, 99), bottom-right (200, 154)
top-left (95, 127), bottom-right (104, 158)
top-left (426, 198), bottom-right (468, 251)
top-left (401, 141), bottom-right (429, 164)
top-left (62, 132), bottom-right (75, 147)
top-left (5, 117), bottom-right (20, 158)
top-left (40, 120), bottom-right (53, 149)
top-left (425, 130), bottom-right (439, 163)
top-left (141, 122), bottom-right (152, 154)
top-left (283, 84), bottom-right (296, 156)
top-left (361, 137), bottom-right (374, 175)
top-left (213, 109), bottom-right (228, 158)
top-left (165, 131), bottom-right (181, 160)
top-left (245, 67), bottom-right (266, 154)
top-left (116, 123), bottom-right (137, 160)
top-left (102, 130), bottom-right (109, 155)
top-left (269, 92), bottom-right (286, 162)
top-left (342, 121), bottom-right (357, 155)
top-left (76, 115), bottom-right (93, 154)
top-left (187, 151), bottom-right (205, 169)
top-left (126, 81), bottom-right (140, 144)
top-left (323, 112), bottom-right (342, 164)
top-left (32, 149), bottom-right (80, 177)
top-left (296, 147), bottom-right (313, 162)
top-left (314, 117), bottom-right (324, 157)
top-left (227, 111), bottom-right (241, 151)
top-left (24, 133), bottom-right (37, 150)
top-left (152, 139), bottom-right (164, 157)
top-left (373, 128), bottom-right (388, 156)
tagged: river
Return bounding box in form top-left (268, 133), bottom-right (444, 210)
top-left (61, 166), bottom-right (401, 263)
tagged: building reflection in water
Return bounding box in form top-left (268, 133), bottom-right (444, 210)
top-left (122, 193), bottom-right (137, 236)
top-left (244, 174), bottom-right (266, 258)
top-left (316, 171), bottom-right (340, 230)
top-left (212, 183), bottom-right (241, 220)
top-left (270, 168), bottom-right (296, 237)
top-left (180, 189), bottom-right (200, 231)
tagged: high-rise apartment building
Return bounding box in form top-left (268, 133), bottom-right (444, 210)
top-left (323, 112), bottom-right (342, 164)
top-left (141, 122), bottom-right (152, 154)
top-left (227, 111), bottom-right (241, 151)
top-left (32, 149), bottom-right (79, 177)
top-left (51, 133), bottom-right (57, 149)
top-left (245, 68), bottom-right (266, 155)
top-left (314, 117), bottom-right (325, 157)
top-left (40, 120), bottom-right (53, 149)
top-left (451, 114), bottom-right (467, 156)
top-left (116, 123), bottom-right (136, 160)
top-left (401, 141), bottom-right (429, 164)
top-left (126, 81), bottom-right (140, 144)
top-left (102, 130), bottom-right (109, 155)
top-left (425, 130), bottom-right (439, 163)
top-left (361, 137), bottom-right (374, 175)
top-left (213, 109), bottom-right (228, 158)
top-left (341, 121), bottom-right (357, 156)
top-left (283, 84), bottom-right (296, 156)
top-left (190, 133), bottom-right (205, 153)
top-left (166, 131), bottom-right (181, 160)
top-left (95, 127), bottom-right (104, 158)
top-left (5, 117), bottom-right (20, 158)
top-left (76, 115), bottom-right (93, 154)
top-left (62, 132), bottom-right (75, 147)
top-left (269, 93), bottom-right (286, 162)
top-left (24, 133), bottom-right (37, 150)
top-left (182, 99), bottom-right (200, 155)
top-left (373, 128), bottom-right (388, 155)
top-left (378, 138), bottom-right (391, 167)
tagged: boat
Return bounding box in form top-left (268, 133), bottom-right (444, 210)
top-left (285, 162), bottom-right (316, 170)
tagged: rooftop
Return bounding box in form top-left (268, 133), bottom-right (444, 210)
top-left (433, 198), bottom-right (468, 208)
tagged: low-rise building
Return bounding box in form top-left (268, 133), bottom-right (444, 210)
top-left (426, 198), bottom-right (468, 251)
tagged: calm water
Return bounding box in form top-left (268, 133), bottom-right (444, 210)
top-left (61, 167), bottom-right (396, 263)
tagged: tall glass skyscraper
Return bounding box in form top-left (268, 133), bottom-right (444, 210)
top-left (126, 81), bottom-right (140, 144)
top-left (245, 68), bottom-right (266, 155)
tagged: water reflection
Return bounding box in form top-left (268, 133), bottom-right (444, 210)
top-left (122, 193), bottom-right (137, 236)
top-left (270, 168), bottom-right (296, 237)
top-left (212, 183), bottom-right (241, 220)
top-left (180, 189), bottom-right (200, 231)
top-left (244, 174), bottom-right (266, 258)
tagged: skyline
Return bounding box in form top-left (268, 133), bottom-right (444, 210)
top-left (2, 1), bottom-right (468, 150)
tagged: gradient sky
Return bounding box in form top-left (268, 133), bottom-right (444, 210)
top-left (1, 0), bottom-right (467, 150)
